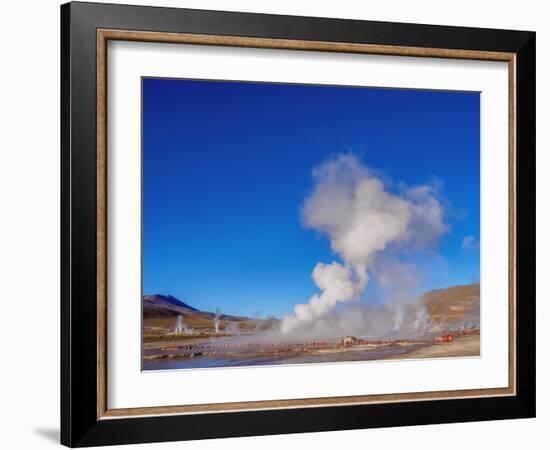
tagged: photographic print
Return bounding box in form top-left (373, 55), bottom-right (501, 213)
top-left (62, 6), bottom-right (535, 444)
top-left (141, 78), bottom-right (481, 371)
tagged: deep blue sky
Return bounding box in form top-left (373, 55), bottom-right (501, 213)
top-left (142, 78), bottom-right (480, 317)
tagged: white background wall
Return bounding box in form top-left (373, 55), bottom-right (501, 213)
top-left (0, 1), bottom-right (546, 448)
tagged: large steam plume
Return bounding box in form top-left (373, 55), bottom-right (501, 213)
top-left (280, 154), bottom-right (446, 337)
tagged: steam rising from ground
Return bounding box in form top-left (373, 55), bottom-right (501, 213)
top-left (280, 154), bottom-right (447, 339)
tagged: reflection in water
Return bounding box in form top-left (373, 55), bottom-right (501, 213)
top-left (143, 344), bottom-right (426, 371)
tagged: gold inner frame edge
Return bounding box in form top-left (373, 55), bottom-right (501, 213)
top-left (96, 29), bottom-right (517, 420)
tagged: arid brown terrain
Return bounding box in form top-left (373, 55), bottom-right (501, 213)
top-left (143, 294), bottom-right (275, 341)
top-left (142, 284), bottom-right (480, 369)
top-left (422, 283), bottom-right (480, 327)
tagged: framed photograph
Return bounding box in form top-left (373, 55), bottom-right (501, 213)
top-left (61, 1), bottom-right (535, 447)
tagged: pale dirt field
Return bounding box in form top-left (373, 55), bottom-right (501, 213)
top-left (382, 334), bottom-right (480, 360)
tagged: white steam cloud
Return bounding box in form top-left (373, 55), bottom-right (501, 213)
top-left (461, 235), bottom-right (479, 251)
top-left (280, 154), bottom-right (446, 337)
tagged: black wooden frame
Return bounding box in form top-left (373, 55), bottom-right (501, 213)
top-left (61, 1), bottom-right (536, 447)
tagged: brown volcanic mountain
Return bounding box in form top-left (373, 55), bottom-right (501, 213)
top-left (143, 294), bottom-right (199, 318)
top-left (142, 294), bottom-right (249, 321)
top-left (422, 283), bottom-right (480, 327)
